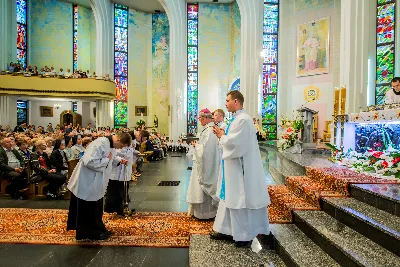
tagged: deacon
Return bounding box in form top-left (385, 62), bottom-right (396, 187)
top-left (67, 132), bottom-right (132, 240)
top-left (104, 133), bottom-right (136, 216)
top-left (211, 90), bottom-right (271, 248)
top-left (186, 108), bottom-right (220, 220)
top-left (213, 109), bottom-right (228, 131)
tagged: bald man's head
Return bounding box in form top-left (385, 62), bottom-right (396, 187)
top-left (1, 138), bottom-right (13, 150)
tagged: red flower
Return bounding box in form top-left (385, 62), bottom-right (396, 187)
top-left (382, 161), bottom-right (388, 168)
top-left (392, 158), bottom-right (400, 165)
top-left (373, 152), bottom-right (383, 158)
top-left (368, 149), bottom-right (375, 153)
top-left (286, 128), bottom-right (293, 133)
top-left (282, 134), bottom-right (289, 139)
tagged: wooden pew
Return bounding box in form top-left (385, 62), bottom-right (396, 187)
top-left (139, 142), bottom-right (154, 163)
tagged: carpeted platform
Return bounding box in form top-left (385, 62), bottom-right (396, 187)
top-left (0, 208), bottom-right (213, 247)
top-left (268, 166), bottom-right (399, 223)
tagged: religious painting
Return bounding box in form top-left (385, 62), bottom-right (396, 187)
top-left (297, 17), bottom-right (330, 77)
top-left (135, 106), bottom-right (148, 116)
top-left (40, 106), bottom-right (53, 117)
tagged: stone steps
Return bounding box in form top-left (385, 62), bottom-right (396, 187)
top-left (293, 210), bottom-right (400, 267)
top-left (321, 197), bottom-right (400, 256)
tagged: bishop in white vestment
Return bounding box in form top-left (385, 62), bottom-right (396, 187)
top-left (67, 133), bottom-right (131, 240)
top-left (186, 108), bottom-right (220, 220)
top-left (211, 91), bottom-right (271, 248)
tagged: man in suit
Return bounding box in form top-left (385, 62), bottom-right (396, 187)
top-left (0, 138), bottom-right (28, 199)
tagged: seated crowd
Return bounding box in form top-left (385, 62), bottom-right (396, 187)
top-left (0, 122), bottom-right (170, 200)
top-left (3, 62), bottom-right (113, 80)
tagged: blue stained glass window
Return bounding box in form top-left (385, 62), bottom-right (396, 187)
top-left (16, 0), bottom-right (27, 68)
top-left (17, 100), bottom-right (28, 125)
top-left (73, 5), bottom-right (78, 72)
top-left (114, 4), bottom-right (129, 127)
top-left (262, 1), bottom-right (279, 140)
top-left (187, 3), bottom-right (199, 134)
top-left (72, 102), bottom-right (78, 113)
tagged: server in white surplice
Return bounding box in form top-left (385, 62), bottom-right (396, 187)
top-left (66, 133), bottom-right (132, 240)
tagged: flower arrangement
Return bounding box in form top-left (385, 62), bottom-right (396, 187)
top-left (326, 143), bottom-right (400, 180)
top-left (278, 112), bottom-right (304, 150)
top-left (136, 119), bottom-right (146, 127)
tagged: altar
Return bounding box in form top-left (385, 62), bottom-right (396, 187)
top-left (334, 107), bottom-right (400, 153)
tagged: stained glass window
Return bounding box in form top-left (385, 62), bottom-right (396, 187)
top-left (187, 3), bottom-right (199, 135)
top-left (73, 4), bottom-right (78, 72)
top-left (16, 0), bottom-right (27, 68)
top-left (17, 100), bottom-right (28, 125)
top-left (72, 102), bottom-right (78, 113)
top-left (262, 1), bottom-right (279, 140)
top-left (375, 0), bottom-right (396, 105)
top-left (114, 4), bottom-right (129, 127)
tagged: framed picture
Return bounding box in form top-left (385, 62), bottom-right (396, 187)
top-left (135, 106), bottom-right (148, 116)
top-left (40, 106), bottom-right (53, 117)
top-left (297, 17), bottom-right (330, 77)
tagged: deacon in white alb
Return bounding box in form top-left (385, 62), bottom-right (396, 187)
top-left (186, 108), bottom-right (220, 220)
top-left (66, 133), bottom-right (132, 241)
top-left (211, 90), bottom-right (272, 248)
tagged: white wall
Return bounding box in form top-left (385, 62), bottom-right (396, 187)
top-left (27, 99), bottom-right (74, 127)
top-left (279, 0), bottom-right (341, 138)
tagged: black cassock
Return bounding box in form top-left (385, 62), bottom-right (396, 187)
top-left (67, 194), bottom-right (108, 239)
top-left (104, 180), bottom-right (130, 215)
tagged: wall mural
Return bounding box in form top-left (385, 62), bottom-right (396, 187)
top-left (152, 13), bottom-right (170, 134)
top-left (31, 0), bottom-right (72, 70)
top-left (78, 6), bottom-right (93, 73)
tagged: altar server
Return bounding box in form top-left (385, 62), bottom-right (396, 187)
top-left (186, 108), bottom-right (220, 220)
top-left (104, 135), bottom-right (136, 216)
top-left (213, 109), bottom-right (228, 131)
top-left (385, 77), bottom-right (400, 104)
top-left (211, 90), bottom-right (271, 248)
top-left (66, 133), bottom-right (132, 240)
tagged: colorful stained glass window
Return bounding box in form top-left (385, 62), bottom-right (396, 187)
top-left (187, 3), bottom-right (199, 135)
top-left (262, 1), bottom-right (279, 140)
top-left (73, 4), bottom-right (78, 72)
top-left (17, 100), bottom-right (28, 125)
top-left (376, 1), bottom-right (396, 105)
top-left (16, 0), bottom-right (27, 68)
top-left (114, 4), bottom-right (128, 127)
top-left (72, 102), bottom-right (78, 113)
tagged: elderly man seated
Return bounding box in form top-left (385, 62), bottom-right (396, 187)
top-left (0, 138), bottom-right (28, 199)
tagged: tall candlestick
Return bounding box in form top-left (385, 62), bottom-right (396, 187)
top-left (340, 86), bottom-right (346, 115)
top-left (334, 87), bottom-right (340, 116)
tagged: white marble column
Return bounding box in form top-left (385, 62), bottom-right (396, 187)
top-left (236, 0), bottom-right (264, 118)
top-left (0, 96), bottom-right (17, 127)
top-left (89, 0), bottom-right (113, 79)
top-left (340, 0), bottom-right (376, 111)
top-left (96, 99), bottom-right (113, 128)
top-left (0, 0), bottom-right (16, 71)
top-left (158, 0), bottom-right (186, 139)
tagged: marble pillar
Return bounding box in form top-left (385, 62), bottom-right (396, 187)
top-left (89, 0), bottom-right (113, 79)
top-left (0, 0), bottom-right (16, 71)
top-left (0, 96), bottom-right (17, 127)
top-left (340, 0), bottom-right (376, 110)
top-left (158, 0), bottom-right (186, 139)
top-left (96, 99), bottom-right (112, 128)
top-left (236, 0), bottom-right (264, 118)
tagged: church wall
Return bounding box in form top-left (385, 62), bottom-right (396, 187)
top-left (127, 9), bottom-right (152, 129)
top-left (198, 3), bottom-right (232, 113)
top-left (279, 0), bottom-right (341, 139)
top-left (30, 0), bottom-right (72, 70)
top-left (90, 10), bottom-right (96, 74)
top-left (229, 1), bottom-right (241, 88)
top-left (77, 6), bottom-right (93, 73)
top-left (27, 99), bottom-right (74, 127)
top-left (151, 13), bottom-right (170, 135)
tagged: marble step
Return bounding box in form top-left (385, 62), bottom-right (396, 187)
top-left (293, 210), bottom-right (400, 267)
top-left (189, 234), bottom-right (286, 267)
top-left (321, 197), bottom-right (400, 256)
top-left (271, 224), bottom-right (340, 267)
top-left (350, 183), bottom-right (400, 217)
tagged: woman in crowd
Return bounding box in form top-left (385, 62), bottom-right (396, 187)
top-left (71, 135), bottom-right (84, 159)
top-left (50, 139), bottom-right (69, 177)
top-left (16, 139), bottom-right (31, 166)
top-left (31, 140), bottom-right (67, 199)
top-left (63, 136), bottom-right (74, 161)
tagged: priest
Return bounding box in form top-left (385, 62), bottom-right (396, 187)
top-left (211, 90), bottom-right (271, 248)
top-left (186, 108), bottom-right (220, 220)
top-left (67, 132), bottom-right (132, 240)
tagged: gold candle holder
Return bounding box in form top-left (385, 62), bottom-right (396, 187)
top-left (340, 86), bottom-right (346, 115)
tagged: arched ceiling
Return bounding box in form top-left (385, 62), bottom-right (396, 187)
top-left (63, 0), bottom-right (234, 13)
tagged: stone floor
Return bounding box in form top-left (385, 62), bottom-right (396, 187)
top-left (0, 151), bottom-right (277, 267)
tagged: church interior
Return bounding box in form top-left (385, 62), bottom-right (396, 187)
top-left (0, 0), bottom-right (399, 266)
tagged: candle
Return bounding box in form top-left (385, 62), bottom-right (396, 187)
top-left (334, 87), bottom-right (340, 116)
top-left (340, 86), bottom-right (346, 115)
